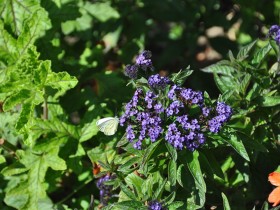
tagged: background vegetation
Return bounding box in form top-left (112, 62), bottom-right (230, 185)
top-left (0, 0), bottom-right (280, 209)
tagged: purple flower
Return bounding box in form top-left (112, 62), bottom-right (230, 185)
top-left (148, 200), bottom-right (164, 210)
top-left (136, 50), bottom-right (154, 71)
top-left (120, 88), bottom-right (164, 149)
top-left (125, 64), bottom-right (138, 79)
top-left (168, 85), bottom-right (182, 100)
top-left (148, 74), bottom-right (170, 89)
top-left (202, 107), bottom-right (211, 117)
top-left (180, 88), bottom-right (203, 105)
top-left (207, 102), bottom-right (232, 133)
top-left (166, 100), bottom-right (184, 116)
top-left (269, 25), bottom-right (280, 36)
top-left (268, 25), bottom-right (280, 45)
top-left (96, 174), bottom-right (114, 206)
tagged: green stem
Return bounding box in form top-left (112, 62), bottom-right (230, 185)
top-left (54, 178), bottom-right (94, 206)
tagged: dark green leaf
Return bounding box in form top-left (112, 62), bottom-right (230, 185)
top-left (252, 43), bottom-right (272, 65)
top-left (237, 40), bottom-right (257, 61)
top-left (168, 159), bottom-right (177, 187)
top-left (120, 183), bottom-right (138, 200)
top-left (167, 201), bottom-right (184, 210)
top-left (255, 96), bottom-right (280, 107)
top-left (166, 142), bottom-right (177, 161)
top-left (222, 192), bottom-right (231, 210)
top-left (170, 68), bottom-right (193, 85)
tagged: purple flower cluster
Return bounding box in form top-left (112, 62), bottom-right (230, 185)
top-left (120, 89), bottom-right (164, 149)
top-left (96, 174), bottom-right (114, 206)
top-left (208, 102), bottom-right (232, 133)
top-left (268, 24), bottom-right (280, 44)
top-left (121, 51), bottom-right (233, 151)
top-left (136, 50), bottom-right (154, 71)
top-left (148, 74), bottom-right (171, 89)
top-left (124, 50), bottom-right (154, 79)
top-left (148, 200), bottom-right (164, 210)
top-left (165, 115), bottom-right (205, 151)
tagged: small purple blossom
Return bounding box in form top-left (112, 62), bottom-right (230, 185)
top-left (208, 102), bottom-right (232, 133)
top-left (166, 100), bottom-right (184, 116)
top-left (148, 200), bottom-right (164, 210)
top-left (125, 64), bottom-right (138, 79)
top-left (148, 74), bottom-right (170, 89)
top-left (96, 174), bottom-right (114, 206)
top-left (136, 50), bottom-right (154, 71)
top-left (180, 88), bottom-right (203, 105)
top-left (168, 85), bottom-right (182, 100)
top-left (268, 25), bottom-right (280, 45)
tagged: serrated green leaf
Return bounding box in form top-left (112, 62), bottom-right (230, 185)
top-left (46, 71), bottom-right (78, 97)
top-left (222, 192), bottom-right (231, 210)
top-left (239, 74), bottom-right (251, 96)
top-left (15, 102), bottom-right (34, 131)
top-left (30, 118), bottom-right (80, 140)
top-left (3, 89), bottom-right (32, 111)
top-left (252, 43), bottom-right (272, 65)
top-left (168, 159), bottom-right (177, 187)
top-left (237, 40), bottom-right (257, 61)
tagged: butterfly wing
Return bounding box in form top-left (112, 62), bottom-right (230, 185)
top-left (96, 117), bottom-right (119, 136)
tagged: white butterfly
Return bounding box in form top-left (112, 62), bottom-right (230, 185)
top-left (96, 117), bottom-right (119, 136)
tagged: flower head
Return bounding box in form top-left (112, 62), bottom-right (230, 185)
top-left (96, 174), bottom-right (115, 206)
top-left (136, 50), bottom-right (154, 71)
top-left (268, 25), bottom-right (280, 45)
top-left (148, 74), bottom-right (170, 89)
top-left (125, 64), bottom-right (138, 79)
top-left (148, 200), bottom-right (164, 210)
top-left (268, 172), bottom-right (280, 207)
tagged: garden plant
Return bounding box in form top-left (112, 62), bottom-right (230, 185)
top-left (0, 1), bottom-right (280, 210)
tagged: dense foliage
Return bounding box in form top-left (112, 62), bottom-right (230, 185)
top-left (0, 0), bottom-right (280, 210)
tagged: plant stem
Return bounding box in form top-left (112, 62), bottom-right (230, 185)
top-left (54, 178), bottom-right (94, 206)
top-left (0, 138), bottom-right (18, 157)
top-left (43, 93), bottom-right (48, 120)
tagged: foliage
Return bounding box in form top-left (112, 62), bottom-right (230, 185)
top-left (0, 0), bottom-right (280, 210)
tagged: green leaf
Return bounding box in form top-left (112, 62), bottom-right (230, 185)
top-left (153, 178), bottom-right (167, 200)
top-left (104, 201), bottom-right (145, 210)
top-left (125, 173), bottom-right (144, 199)
top-left (30, 118), bottom-right (80, 140)
top-left (222, 192), bottom-right (231, 210)
top-left (79, 119), bottom-right (99, 142)
top-left (223, 134), bottom-right (250, 161)
top-left (139, 140), bottom-right (162, 174)
top-left (166, 142), bottom-right (177, 161)
top-left (120, 183), bottom-right (138, 201)
top-left (3, 89), bottom-right (32, 111)
top-left (255, 96), bottom-right (280, 107)
top-left (167, 201), bottom-right (184, 210)
top-left (237, 40), bottom-right (257, 61)
top-left (168, 159), bottom-right (177, 187)
top-left (15, 102), bottom-right (34, 131)
top-left (239, 74), bottom-right (251, 96)
top-left (201, 61), bottom-right (235, 76)
top-left (170, 68), bottom-right (193, 85)
top-left (84, 2), bottom-right (120, 22)
top-left (252, 43), bottom-right (272, 65)
top-left (45, 71), bottom-right (78, 97)
top-left (118, 157), bottom-right (140, 173)
top-left (4, 147), bottom-right (66, 209)
top-left (178, 150), bottom-right (206, 207)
